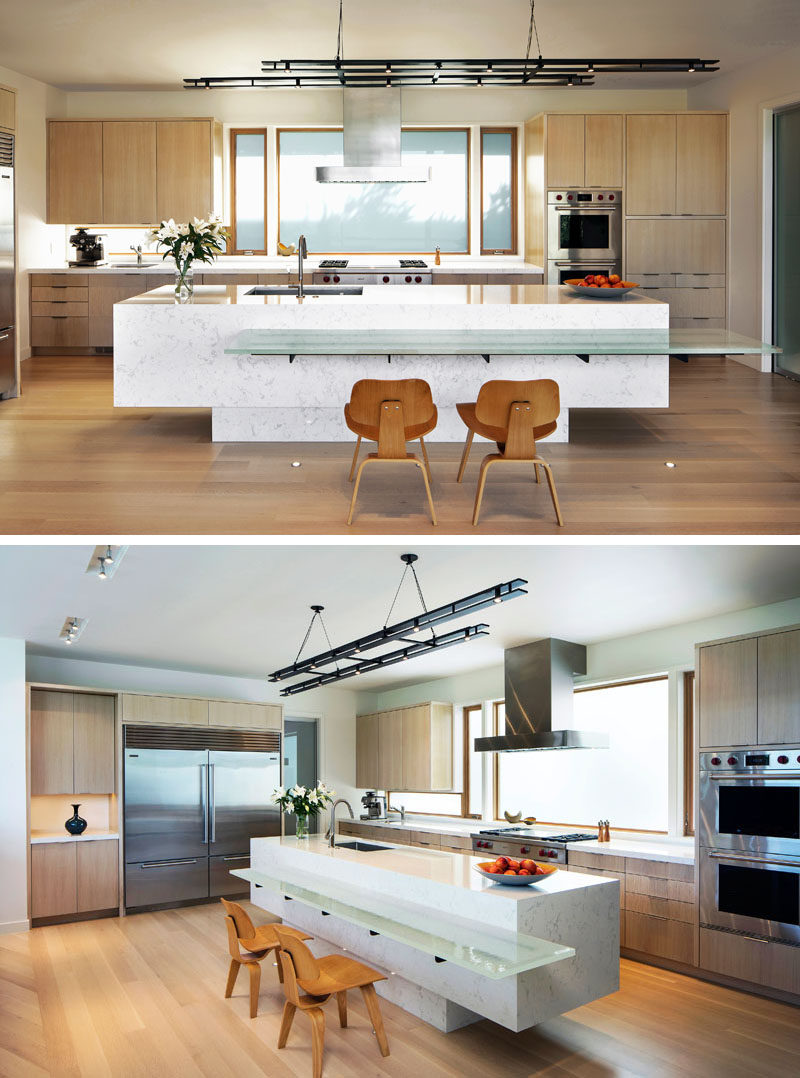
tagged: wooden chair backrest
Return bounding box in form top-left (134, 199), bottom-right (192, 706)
top-left (474, 379), bottom-right (560, 460)
top-left (224, 914), bottom-right (246, 962)
top-left (274, 925), bottom-right (320, 984)
top-left (348, 379), bottom-right (435, 458)
top-left (220, 897), bottom-right (255, 942)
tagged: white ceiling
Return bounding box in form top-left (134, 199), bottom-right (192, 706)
top-left (1, 0), bottom-right (798, 91)
top-left (2, 544), bottom-right (799, 690)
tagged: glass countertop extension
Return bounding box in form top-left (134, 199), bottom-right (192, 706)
top-left (225, 328), bottom-right (780, 357)
top-left (232, 867), bottom-right (574, 980)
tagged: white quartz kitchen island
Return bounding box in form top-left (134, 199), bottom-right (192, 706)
top-left (240, 836), bottom-right (619, 1033)
top-left (113, 283), bottom-right (669, 442)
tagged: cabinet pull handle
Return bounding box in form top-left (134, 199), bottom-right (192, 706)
top-left (222, 855), bottom-right (249, 862)
top-left (708, 852), bottom-right (800, 868)
top-left (0, 334), bottom-right (8, 341)
top-left (52, 316), bottom-right (68, 320)
top-left (140, 858), bottom-right (198, 868)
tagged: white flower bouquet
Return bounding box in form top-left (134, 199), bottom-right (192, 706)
top-left (150, 215), bottom-right (229, 297)
top-left (271, 781), bottom-right (335, 838)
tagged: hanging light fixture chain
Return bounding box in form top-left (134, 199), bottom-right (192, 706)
top-left (524, 0), bottom-right (542, 79)
top-left (293, 609), bottom-right (320, 666)
top-left (317, 610), bottom-right (341, 673)
top-left (383, 563), bottom-right (410, 629)
top-left (336, 0), bottom-right (344, 62)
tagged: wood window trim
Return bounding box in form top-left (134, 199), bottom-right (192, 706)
top-left (683, 670), bottom-right (695, 836)
top-left (228, 128), bottom-right (268, 255)
top-left (480, 126), bottom-right (518, 256)
top-left (276, 125), bottom-right (472, 256)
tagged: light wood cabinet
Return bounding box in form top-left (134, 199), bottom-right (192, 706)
top-left (31, 843), bottom-right (78, 919)
top-left (699, 926), bottom-right (800, 995)
top-left (625, 910), bottom-right (694, 964)
top-left (757, 629), bottom-right (800, 744)
top-left (625, 218), bottom-right (726, 275)
top-left (88, 275), bottom-right (146, 347)
top-left (635, 287), bottom-right (725, 319)
top-left (698, 638), bottom-right (758, 747)
top-left (31, 690), bottom-right (115, 795)
top-left (584, 114), bottom-right (624, 188)
top-left (355, 713), bottom-right (379, 789)
top-left (0, 86), bottom-right (16, 131)
top-left (73, 694), bottom-right (115, 793)
top-left (208, 700), bottom-right (282, 731)
top-left (625, 114), bottom-right (677, 215)
top-left (121, 693), bottom-right (209, 726)
top-left (48, 121), bottom-right (103, 224)
top-left (77, 840), bottom-right (119, 912)
top-left (30, 316), bottom-right (89, 348)
top-left (156, 120), bottom-right (216, 223)
top-left (546, 114), bottom-right (585, 188)
top-left (355, 702), bottom-right (454, 792)
top-left (545, 114), bottom-right (623, 188)
top-left (378, 710), bottom-right (404, 790)
top-left (102, 121), bottom-right (157, 224)
top-left (676, 114), bottom-right (727, 216)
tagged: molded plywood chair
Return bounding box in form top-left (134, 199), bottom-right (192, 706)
top-left (221, 898), bottom-right (312, 1019)
top-left (344, 378), bottom-right (438, 525)
top-left (456, 378), bottom-right (564, 526)
top-left (273, 924), bottom-right (390, 1078)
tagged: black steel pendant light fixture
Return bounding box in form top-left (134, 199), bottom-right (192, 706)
top-left (268, 553), bottom-right (527, 695)
top-left (185, 1), bottom-right (718, 91)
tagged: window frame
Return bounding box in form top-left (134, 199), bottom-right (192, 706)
top-left (479, 126), bottom-right (518, 256)
top-left (228, 127), bottom-right (268, 255)
top-left (276, 125), bottom-right (472, 255)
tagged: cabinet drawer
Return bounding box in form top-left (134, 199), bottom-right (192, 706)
top-left (31, 316), bottom-right (89, 347)
top-left (31, 273), bottom-right (89, 287)
top-left (675, 274), bottom-right (726, 288)
top-left (31, 286), bottom-right (89, 303)
top-left (569, 864), bottom-right (625, 902)
top-left (638, 287), bottom-right (725, 319)
top-left (440, 844), bottom-right (471, 855)
top-left (626, 873), bottom-right (695, 903)
top-left (125, 856), bottom-right (208, 909)
top-left (31, 301), bottom-right (90, 318)
top-left (627, 273), bottom-right (677, 288)
top-left (670, 317), bottom-right (727, 330)
top-left (624, 857), bottom-right (694, 883)
top-left (337, 822), bottom-right (362, 836)
top-left (437, 832), bottom-right (473, 851)
top-left (624, 910), bottom-right (695, 964)
top-left (386, 829), bottom-right (412, 845)
top-left (411, 831), bottom-right (442, 847)
top-left (699, 927), bottom-right (800, 995)
top-left (569, 850), bottom-right (626, 873)
top-left (625, 892), bottom-right (694, 923)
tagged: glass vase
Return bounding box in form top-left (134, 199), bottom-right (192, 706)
top-left (295, 812), bottom-right (310, 839)
top-left (174, 265), bottom-right (194, 302)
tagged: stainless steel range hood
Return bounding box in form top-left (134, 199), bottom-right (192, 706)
top-left (474, 638), bottom-right (609, 752)
top-left (316, 89), bottom-right (431, 184)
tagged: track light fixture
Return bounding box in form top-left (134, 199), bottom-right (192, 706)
top-left (86, 544), bottom-right (128, 580)
top-left (267, 552), bottom-right (527, 695)
top-left (60, 616), bottom-right (87, 646)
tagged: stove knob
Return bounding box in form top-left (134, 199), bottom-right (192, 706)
top-left (405, 275), bottom-right (412, 283)
top-left (608, 193), bottom-right (615, 200)
top-left (797, 755), bottom-right (800, 764)
top-left (323, 275), bottom-right (330, 283)
top-left (567, 194), bottom-right (574, 200)
top-left (597, 193), bottom-right (604, 200)
top-left (710, 756), bottom-right (721, 765)
top-left (333, 275), bottom-right (340, 283)
top-left (538, 848), bottom-right (546, 857)
top-left (383, 275), bottom-right (390, 283)
top-left (555, 194), bottom-right (563, 200)
top-left (778, 755), bottom-right (789, 764)
top-left (727, 756), bottom-right (738, 766)
top-left (415, 275), bottom-right (422, 283)
top-left (521, 846), bottom-right (530, 854)
top-left (548, 850), bottom-right (558, 858)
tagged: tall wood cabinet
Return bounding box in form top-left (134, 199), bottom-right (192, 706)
top-left (30, 690), bottom-right (115, 795)
top-left (355, 702), bottom-right (454, 792)
top-left (625, 113), bottom-right (727, 216)
top-left (545, 113), bottom-right (624, 188)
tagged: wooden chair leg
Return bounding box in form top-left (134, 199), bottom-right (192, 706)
top-left (419, 436), bottom-right (432, 482)
top-left (360, 984), bottom-right (390, 1058)
top-left (337, 990), bottom-right (348, 1028)
top-left (539, 460), bottom-right (564, 527)
top-left (456, 430), bottom-right (474, 483)
top-left (472, 458), bottom-right (497, 526)
top-left (277, 1000), bottom-right (296, 1048)
top-left (224, 959), bottom-right (240, 999)
top-left (533, 462), bottom-right (540, 484)
top-left (247, 961), bottom-right (261, 1019)
top-left (308, 1007), bottom-right (326, 1078)
top-left (347, 457), bottom-right (370, 525)
top-left (415, 459), bottom-right (438, 526)
top-left (348, 436), bottom-right (361, 481)
top-left (275, 950), bottom-right (284, 984)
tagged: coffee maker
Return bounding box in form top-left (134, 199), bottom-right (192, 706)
top-left (69, 228), bottom-right (107, 267)
top-left (360, 791), bottom-right (387, 821)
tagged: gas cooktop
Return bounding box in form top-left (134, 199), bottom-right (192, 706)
top-left (317, 258), bottom-right (429, 270)
top-left (476, 828), bottom-right (597, 843)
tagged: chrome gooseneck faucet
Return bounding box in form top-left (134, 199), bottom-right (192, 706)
top-left (129, 244), bottom-right (143, 267)
top-left (326, 797), bottom-right (354, 847)
top-left (297, 234), bottom-right (308, 297)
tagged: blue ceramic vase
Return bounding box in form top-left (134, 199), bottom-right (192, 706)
top-left (65, 804), bottom-right (87, 836)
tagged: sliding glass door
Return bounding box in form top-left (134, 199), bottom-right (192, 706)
top-left (774, 104), bottom-right (800, 378)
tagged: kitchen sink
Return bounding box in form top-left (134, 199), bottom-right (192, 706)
top-left (108, 262), bottom-right (160, 269)
top-left (245, 286), bottom-right (364, 297)
top-left (334, 840), bottom-right (390, 852)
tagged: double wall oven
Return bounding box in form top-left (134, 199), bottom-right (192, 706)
top-left (546, 190), bottom-right (622, 285)
top-left (699, 747), bottom-right (800, 945)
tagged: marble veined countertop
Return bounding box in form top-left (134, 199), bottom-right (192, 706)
top-left (31, 257), bottom-right (544, 276)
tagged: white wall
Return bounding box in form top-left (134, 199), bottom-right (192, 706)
top-left (26, 654), bottom-right (359, 816)
top-left (0, 637), bottom-right (28, 934)
top-left (0, 65), bottom-right (65, 369)
top-left (688, 45), bottom-right (800, 369)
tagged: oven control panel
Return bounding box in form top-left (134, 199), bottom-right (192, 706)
top-left (701, 748), bottom-right (800, 772)
top-left (547, 190), bottom-right (621, 205)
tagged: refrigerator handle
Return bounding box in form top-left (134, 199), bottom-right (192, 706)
top-left (200, 764), bottom-right (208, 844)
top-left (209, 763), bottom-right (216, 844)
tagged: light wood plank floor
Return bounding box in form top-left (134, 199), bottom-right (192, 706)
top-left (2, 354), bottom-right (800, 534)
top-left (1, 903), bottom-right (798, 1078)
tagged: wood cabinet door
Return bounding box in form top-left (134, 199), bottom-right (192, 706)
top-left (378, 710), bottom-right (403, 791)
top-left (73, 694), bottom-right (115, 794)
top-left (30, 690), bottom-right (74, 795)
top-left (757, 629), bottom-right (800, 744)
top-left (31, 843), bottom-right (77, 918)
top-left (88, 275), bottom-right (145, 347)
top-left (546, 114), bottom-right (585, 188)
top-left (698, 639), bottom-right (758, 747)
top-left (48, 121), bottom-right (103, 224)
top-left (156, 121), bottom-right (212, 223)
top-left (626, 218), bottom-right (726, 275)
top-left (355, 713), bottom-right (379, 788)
top-left (676, 114), bottom-right (727, 216)
top-left (401, 705), bottom-right (431, 792)
top-left (584, 114), bottom-right (623, 188)
top-left (429, 702), bottom-right (454, 790)
top-left (209, 700), bottom-right (266, 729)
top-left (77, 840), bottom-right (119, 912)
top-left (121, 693), bottom-right (209, 726)
top-left (625, 115), bottom-right (676, 215)
top-left (0, 87), bottom-right (16, 131)
top-left (102, 121), bottom-right (157, 224)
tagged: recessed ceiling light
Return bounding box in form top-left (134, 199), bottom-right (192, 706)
top-left (291, 461), bottom-right (302, 468)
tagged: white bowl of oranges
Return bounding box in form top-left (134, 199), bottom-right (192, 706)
top-left (564, 274), bottom-right (639, 298)
top-left (474, 856), bottom-right (558, 886)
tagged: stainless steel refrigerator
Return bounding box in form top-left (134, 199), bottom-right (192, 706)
top-left (123, 725), bottom-right (281, 911)
top-left (0, 131), bottom-right (15, 398)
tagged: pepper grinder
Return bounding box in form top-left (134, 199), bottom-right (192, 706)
top-left (597, 819), bottom-right (606, 842)
top-left (434, 245), bottom-right (441, 266)
top-left (602, 820), bottom-right (611, 842)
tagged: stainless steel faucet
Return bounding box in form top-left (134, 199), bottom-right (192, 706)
top-left (399, 805), bottom-right (406, 823)
top-left (297, 235), bottom-right (308, 297)
top-left (129, 244), bottom-right (143, 267)
top-left (326, 797), bottom-right (354, 847)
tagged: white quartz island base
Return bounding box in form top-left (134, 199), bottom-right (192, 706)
top-left (114, 285), bottom-right (669, 443)
top-left (246, 837), bottom-right (619, 1034)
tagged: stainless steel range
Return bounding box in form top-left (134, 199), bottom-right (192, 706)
top-left (312, 258), bottom-right (432, 285)
top-left (471, 826), bottom-right (598, 865)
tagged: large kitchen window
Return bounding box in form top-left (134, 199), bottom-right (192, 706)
top-left (494, 677), bottom-right (670, 833)
top-left (480, 127), bottom-right (517, 254)
top-left (229, 129), bottom-right (268, 254)
top-left (277, 128), bottom-right (470, 253)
